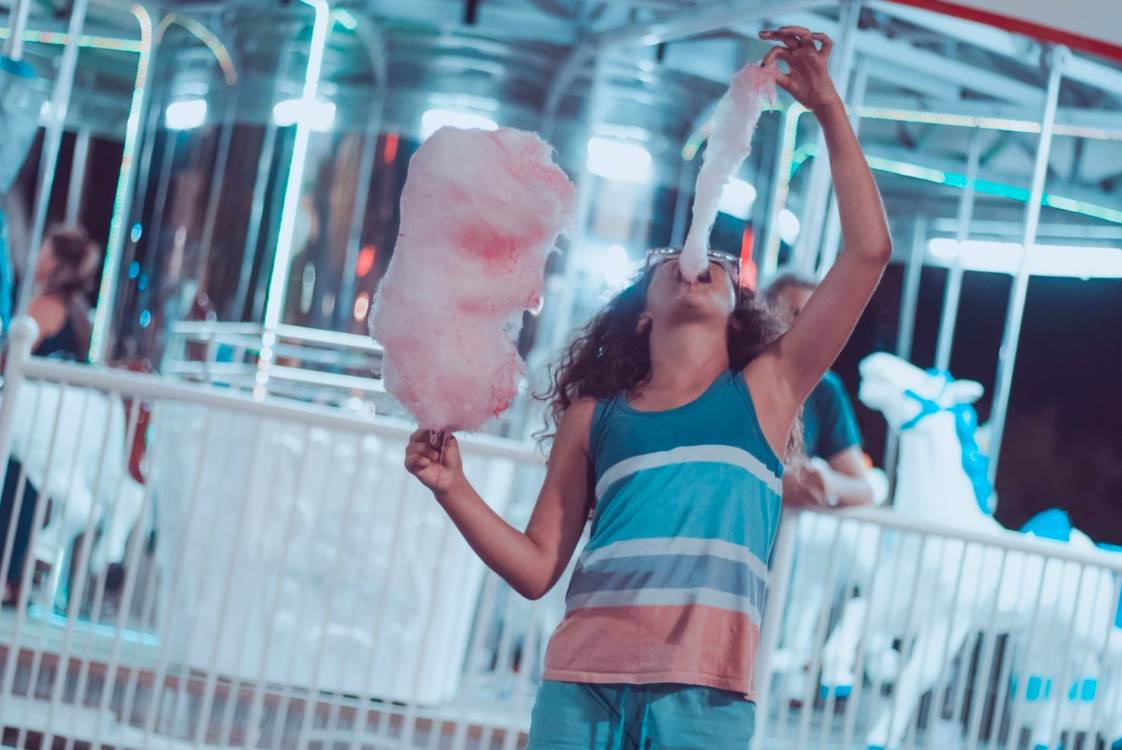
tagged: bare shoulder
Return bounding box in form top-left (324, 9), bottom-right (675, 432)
top-left (27, 295), bottom-right (67, 337)
top-left (555, 397), bottom-right (597, 454)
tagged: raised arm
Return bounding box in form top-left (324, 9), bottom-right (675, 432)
top-left (404, 399), bottom-right (595, 600)
top-left (748, 28), bottom-right (892, 452)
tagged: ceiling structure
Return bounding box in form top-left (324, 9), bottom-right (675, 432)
top-left (2, 0), bottom-right (1121, 237)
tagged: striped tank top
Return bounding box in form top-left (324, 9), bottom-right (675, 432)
top-left (542, 370), bottom-right (783, 698)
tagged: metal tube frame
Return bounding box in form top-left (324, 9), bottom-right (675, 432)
top-left (335, 21), bottom-right (387, 332)
top-left (933, 126), bottom-right (982, 372)
top-left (14, 0), bottom-right (91, 317)
top-left (987, 46), bottom-right (1067, 484)
top-left (90, 3), bottom-right (155, 363)
top-left (64, 128), bottom-right (91, 224)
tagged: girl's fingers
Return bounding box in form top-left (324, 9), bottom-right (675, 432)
top-left (811, 32), bottom-right (833, 56)
top-left (773, 72), bottom-right (793, 91)
top-left (762, 46), bottom-right (790, 67)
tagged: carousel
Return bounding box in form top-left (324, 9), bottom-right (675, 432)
top-left (0, 0), bottom-right (1120, 747)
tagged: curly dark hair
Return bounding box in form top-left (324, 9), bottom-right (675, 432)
top-left (538, 265), bottom-right (802, 456)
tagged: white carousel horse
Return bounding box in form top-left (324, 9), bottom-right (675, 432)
top-left (2, 377), bottom-right (145, 587)
top-left (818, 353), bottom-right (1118, 750)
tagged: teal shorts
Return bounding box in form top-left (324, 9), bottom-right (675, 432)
top-left (525, 681), bottom-right (756, 750)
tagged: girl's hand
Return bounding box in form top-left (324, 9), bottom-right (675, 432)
top-left (404, 429), bottom-right (465, 496)
top-left (760, 27), bottom-right (842, 114)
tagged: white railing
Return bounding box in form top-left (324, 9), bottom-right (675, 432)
top-left (2, 315), bottom-right (1121, 749)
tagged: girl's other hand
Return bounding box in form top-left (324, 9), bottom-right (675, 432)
top-left (760, 27), bottom-right (842, 114)
top-left (404, 429), bottom-right (465, 496)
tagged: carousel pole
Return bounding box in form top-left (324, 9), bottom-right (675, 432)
top-left (882, 213), bottom-right (927, 490)
top-left (13, 0), bottom-right (90, 317)
top-left (933, 126), bottom-right (983, 371)
top-left (336, 21), bottom-right (386, 331)
top-left (65, 129), bottom-right (91, 224)
top-left (792, 0), bottom-right (860, 274)
top-left (89, 4), bottom-right (156, 363)
top-left (987, 45), bottom-right (1066, 483)
top-left (2, 0), bottom-right (32, 59)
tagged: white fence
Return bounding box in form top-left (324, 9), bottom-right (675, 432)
top-left (2, 317), bottom-right (1121, 749)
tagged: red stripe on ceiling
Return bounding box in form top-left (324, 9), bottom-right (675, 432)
top-left (886, 0), bottom-right (1122, 62)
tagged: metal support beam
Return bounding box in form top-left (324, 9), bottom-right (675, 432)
top-left (816, 53), bottom-right (868, 276)
top-left (793, 0), bottom-right (860, 273)
top-left (65, 129), bottom-right (91, 224)
top-left (987, 46), bottom-right (1067, 484)
top-left (883, 213), bottom-right (927, 491)
top-left (90, 5), bottom-right (154, 363)
top-left (14, 0), bottom-right (90, 318)
top-left (2, 0), bottom-right (33, 59)
top-left (256, 0), bottom-right (330, 396)
top-left (195, 87), bottom-right (239, 296)
top-left (933, 127), bottom-right (982, 371)
top-left (336, 21), bottom-right (387, 330)
top-left (591, 0), bottom-right (835, 52)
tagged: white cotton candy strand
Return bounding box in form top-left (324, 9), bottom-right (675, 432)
top-left (680, 62), bottom-right (778, 280)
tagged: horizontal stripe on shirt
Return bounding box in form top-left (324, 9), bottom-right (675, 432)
top-left (580, 536), bottom-right (770, 581)
top-left (595, 444), bottom-right (782, 501)
top-left (569, 552), bottom-right (768, 609)
top-left (565, 586), bottom-right (763, 625)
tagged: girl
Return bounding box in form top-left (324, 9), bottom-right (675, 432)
top-left (405, 27), bottom-right (892, 749)
top-left (25, 224), bottom-right (99, 361)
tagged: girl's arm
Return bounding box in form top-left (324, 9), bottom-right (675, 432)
top-left (404, 399), bottom-right (595, 600)
top-left (747, 27), bottom-right (892, 454)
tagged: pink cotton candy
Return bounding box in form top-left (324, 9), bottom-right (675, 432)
top-left (369, 126), bottom-right (576, 432)
top-left (680, 62), bottom-right (778, 280)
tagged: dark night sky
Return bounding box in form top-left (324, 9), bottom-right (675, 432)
top-left (832, 264), bottom-right (1122, 545)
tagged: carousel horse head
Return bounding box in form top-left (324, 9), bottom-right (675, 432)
top-left (858, 352), bottom-right (994, 514)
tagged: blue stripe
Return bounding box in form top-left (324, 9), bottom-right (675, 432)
top-left (589, 463), bottom-right (780, 558)
top-left (569, 553), bottom-right (768, 606)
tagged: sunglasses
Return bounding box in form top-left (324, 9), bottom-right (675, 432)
top-left (645, 247), bottom-right (741, 288)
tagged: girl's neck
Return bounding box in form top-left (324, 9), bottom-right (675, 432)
top-left (641, 321), bottom-right (730, 399)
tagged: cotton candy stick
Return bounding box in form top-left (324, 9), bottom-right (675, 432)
top-left (369, 126), bottom-right (576, 433)
top-left (680, 62), bottom-right (778, 280)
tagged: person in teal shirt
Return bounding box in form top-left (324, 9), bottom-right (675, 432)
top-left (766, 269), bottom-right (876, 507)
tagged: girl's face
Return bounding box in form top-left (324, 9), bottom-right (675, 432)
top-left (643, 256), bottom-right (737, 327)
top-left (34, 242), bottom-right (60, 286)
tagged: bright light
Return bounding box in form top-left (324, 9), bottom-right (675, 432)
top-left (586, 137), bottom-right (652, 184)
top-left (165, 98), bottom-right (207, 130)
top-left (420, 109), bottom-right (498, 140)
top-left (718, 178), bottom-right (757, 220)
top-left (273, 98), bottom-right (336, 131)
top-left (776, 208), bottom-right (801, 245)
top-left (601, 244), bottom-right (637, 290)
top-left (353, 292), bottom-right (371, 321)
top-left (926, 239), bottom-right (1122, 279)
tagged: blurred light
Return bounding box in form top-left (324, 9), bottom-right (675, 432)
top-left (353, 292), bottom-right (371, 320)
top-left (776, 208), bottom-right (801, 245)
top-left (601, 244), bottom-right (637, 291)
top-left (0, 28), bottom-right (144, 53)
top-left (165, 98), bottom-right (207, 130)
top-left (39, 101), bottom-right (51, 119)
top-left (382, 133), bottom-right (399, 163)
top-left (356, 245), bottom-right (376, 277)
top-left (130, 223), bottom-right (143, 243)
top-left (137, 273), bottom-right (148, 291)
top-left (794, 142), bottom-right (1122, 226)
top-left (718, 178), bottom-right (757, 220)
top-left (586, 137), bottom-right (652, 184)
top-left (927, 239), bottom-right (1122, 279)
top-left (273, 98), bottom-right (336, 131)
top-left (332, 9), bottom-right (358, 30)
top-left (127, 261), bottom-right (140, 279)
top-left (139, 310), bottom-right (151, 327)
top-left (421, 109), bottom-right (498, 140)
